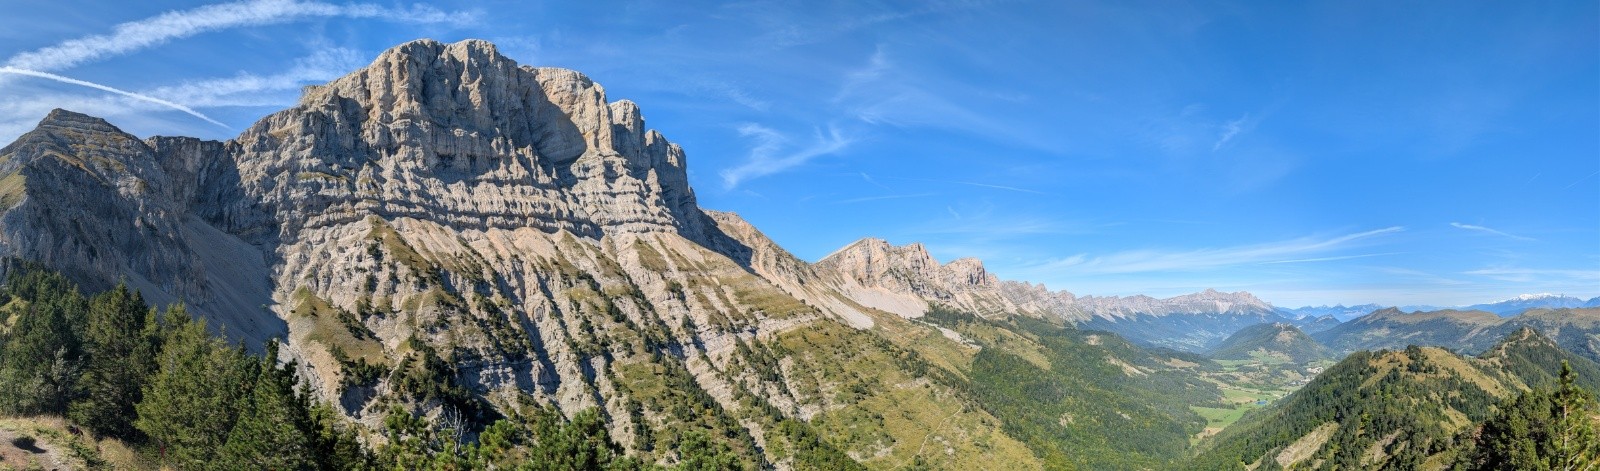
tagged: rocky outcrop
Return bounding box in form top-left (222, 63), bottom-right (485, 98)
top-left (812, 238), bottom-right (1044, 319)
top-left (227, 39), bottom-right (712, 246)
top-left (808, 237), bottom-right (1291, 350)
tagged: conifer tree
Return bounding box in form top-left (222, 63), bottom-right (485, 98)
top-left (1465, 361), bottom-right (1600, 471)
top-left (69, 283), bottom-right (158, 438)
top-left (0, 271), bottom-right (87, 414)
top-left (219, 339), bottom-right (318, 471)
top-left (308, 400), bottom-right (371, 470)
top-left (1551, 361), bottom-right (1599, 471)
top-left (135, 305), bottom-right (256, 468)
top-left (218, 340), bottom-right (316, 470)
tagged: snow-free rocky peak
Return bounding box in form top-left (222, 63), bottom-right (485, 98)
top-left (233, 38), bottom-right (709, 244)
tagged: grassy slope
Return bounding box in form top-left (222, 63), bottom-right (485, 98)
top-left (905, 306), bottom-right (1220, 469)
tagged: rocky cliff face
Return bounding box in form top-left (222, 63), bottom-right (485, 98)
top-left (0, 39), bottom-right (1051, 468)
top-left (0, 110), bottom-right (281, 343)
top-left (229, 39), bottom-right (711, 245)
top-left (811, 238), bottom-right (1033, 319)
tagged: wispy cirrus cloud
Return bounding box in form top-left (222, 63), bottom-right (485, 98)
top-left (0, 67), bottom-right (227, 128)
top-left (140, 48), bottom-right (366, 107)
top-left (1463, 267), bottom-right (1600, 283)
top-left (3, 0), bottom-right (475, 72)
top-left (1450, 222), bottom-right (1535, 241)
top-left (834, 193), bottom-right (937, 204)
top-left (831, 47), bottom-right (1065, 153)
top-left (1262, 252), bottom-right (1402, 264)
top-left (879, 175), bottom-right (1048, 195)
top-left (720, 124), bottom-right (853, 188)
top-left (1212, 113), bottom-right (1253, 150)
top-left (1033, 226), bottom-right (1405, 275)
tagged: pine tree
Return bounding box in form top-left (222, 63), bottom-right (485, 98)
top-left (69, 283), bottom-right (158, 439)
top-left (1551, 361), bottom-right (1599, 471)
top-left (308, 400), bottom-right (371, 470)
top-left (1465, 361), bottom-right (1600, 471)
top-left (217, 340), bottom-right (316, 470)
top-left (673, 429), bottom-right (740, 471)
top-left (135, 305), bottom-right (256, 468)
top-left (0, 271), bottom-right (87, 415)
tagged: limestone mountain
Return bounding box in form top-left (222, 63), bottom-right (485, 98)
top-left (1071, 289), bottom-right (1289, 351)
top-left (0, 109), bottom-right (281, 344)
top-left (814, 238), bottom-right (1294, 351)
top-left (0, 38), bottom-right (1244, 469)
top-left (4, 36), bottom-right (1595, 471)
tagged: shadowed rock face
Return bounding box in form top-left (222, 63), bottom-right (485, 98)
top-left (0, 109), bottom-right (281, 344)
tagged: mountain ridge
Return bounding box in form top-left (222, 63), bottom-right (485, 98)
top-left (0, 38), bottom-right (1232, 469)
top-left (1193, 327), bottom-right (1600, 469)
top-left (1315, 306), bottom-right (1600, 364)
top-left (1207, 322), bottom-right (1333, 364)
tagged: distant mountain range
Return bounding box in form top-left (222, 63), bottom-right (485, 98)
top-left (1276, 304), bottom-right (1388, 322)
top-left (1464, 293), bottom-right (1600, 316)
top-left (1313, 307), bottom-right (1600, 364)
top-left (1280, 293), bottom-right (1600, 321)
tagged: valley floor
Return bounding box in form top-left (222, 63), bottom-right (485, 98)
top-left (1189, 356), bottom-right (1334, 443)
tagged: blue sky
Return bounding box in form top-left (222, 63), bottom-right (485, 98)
top-left (0, 1), bottom-right (1595, 307)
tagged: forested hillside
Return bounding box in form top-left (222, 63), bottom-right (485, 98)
top-left (1208, 323), bottom-right (1332, 364)
top-left (1189, 329), bottom-right (1600, 470)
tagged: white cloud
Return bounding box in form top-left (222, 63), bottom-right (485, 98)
top-left (833, 193), bottom-right (937, 204)
top-left (1261, 252), bottom-right (1402, 264)
top-left (1463, 267), bottom-right (1600, 283)
top-left (140, 48), bottom-right (366, 107)
top-left (3, 0), bottom-right (475, 72)
top-left (1212, 113), bottom-right (1250, 150)
top-left (0, 67), bottom-right (227, 128)
top-left (880, 175), bottom-right (1047, 195)
top-left (720, 124), bottom-right (852, 188)
top-left (1449, 222), bottom-right (1536, 241)
top-left (1033, 226), bottom-right (1405, 275)
top-left (831, 47), bottom-right (1064, 153)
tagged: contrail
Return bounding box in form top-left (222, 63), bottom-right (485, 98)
top-left (4, 0), bottom-right (476, 73)
top-left (0, 67), bottom-right (229, 129)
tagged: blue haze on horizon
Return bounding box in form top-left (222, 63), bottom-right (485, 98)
top-left (0, 0), bottom-right (1595, 307)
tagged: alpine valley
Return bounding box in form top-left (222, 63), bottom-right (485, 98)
top-left (0, 40), bottom-right (1595, 471)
